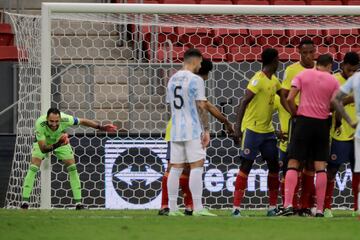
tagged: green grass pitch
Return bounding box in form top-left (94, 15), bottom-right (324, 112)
top-left (0, 209), bottom-right (359, 240)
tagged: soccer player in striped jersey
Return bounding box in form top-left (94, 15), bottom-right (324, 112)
top-left (280, 39), bottom-right (316, 216)
top-left (324, 52), bottom-right (360, 217)
top-left (20, 108), bottom-right (117, 209)
top-left (232, 48), bottom-right (281, 217)
top-left (166, 49), bottom-right (216, 216)
top-left (159, 59), bottom-right (234, 216)
top-left (332, 63), bottom-right (360, 220)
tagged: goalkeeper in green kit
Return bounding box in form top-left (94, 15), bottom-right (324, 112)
top-left (21, 108), bottom-right (117, 210)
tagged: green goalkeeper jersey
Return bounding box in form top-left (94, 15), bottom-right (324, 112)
top-left (35, 112), bottom-right (79, 145)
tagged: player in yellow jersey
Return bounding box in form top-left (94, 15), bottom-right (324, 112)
top-left (280, 39), bottom-right (316, 216)
top-left (273, 95), bottom-right (292, 206)
top-left (232, 48), bottom-right (281, 217)
top-left (324, 52), bottom-right (360, 218)
top-left (158, 59), bottom-right (234, 216)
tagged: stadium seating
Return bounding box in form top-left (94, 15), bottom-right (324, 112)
top-left (324, 29), bottom-right (360, 47)
top-left (0, 24), bottom-right (14, 46)
top-left (309, 0), bottom-right (343, 5)
top-left (234, 0), bottom-right (270, 4)
top-left (200, 0), bottom-right (233, 4)
top-left (273, 0), bottom-right (306, 4)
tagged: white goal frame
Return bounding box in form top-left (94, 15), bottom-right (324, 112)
top-left (39, 2), bottom-right (360, 209)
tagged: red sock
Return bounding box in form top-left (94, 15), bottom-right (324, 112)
top-left (268, 173), bottom-right (279, 207)
top-left (233, 172), bottom-right (248, 208)
top-left (300, 173), bottom-right (315, 209)
top-left (280, 180), bottom-right (285, 205)
top-left (284, 169), bottom-right (298, 208)
top-left (352, 173), bottom-right (360, 211)
top-left (315, 171), bottom-right (327, 213)
top-left (324, 180), bottom-right (335, 210)
top-left (292, 176), bottom-right (301, 209)
top-left (180, 174), bottom-right (193, 209)
top-left (160, 172), bottom-right (169, 209)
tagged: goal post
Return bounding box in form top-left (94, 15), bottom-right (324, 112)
top-left (5, 3), bottom-right (360, 209)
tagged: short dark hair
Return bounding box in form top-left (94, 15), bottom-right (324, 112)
top-left (184, 48), bottom-right (202, 61)
top-left (197, 59), bottom-right (213, 76)
top-left (317, 54), bottom-right (333, 67)
top-left (47, 108), bottom-right (61, 117)
top-left (261, 48), bottom-right (278, 66)
top-left (299, 39), bottom-right (315, 48)
top-left (343, 51), bottom-right (360, 66)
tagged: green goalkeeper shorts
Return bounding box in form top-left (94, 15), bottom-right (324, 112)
top-left (32, 142), bottom-right (75, 161)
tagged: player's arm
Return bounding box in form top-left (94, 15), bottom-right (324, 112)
top-left (37, 134), bottom-right (69, 154)
top-left (79, 118), bottom-right (117, 132)
top-left (197, 100), bottom-right (210, 148)
top-left (331, 90), bottom-right (357, 128)
top-left (280, 88), bottom-right (292, 114)
top-left (286, 87), bottom-right (299, 117)
top-left (233, 89), bottom-right (255, 145)
top-left (205, 101), bottom-right (234, 135)
top-left (343, 95), bottom-right (354, 105)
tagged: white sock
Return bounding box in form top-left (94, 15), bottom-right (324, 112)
top-left (168, 167), bottom-right (183, 212)
top-left (189, 167), bottom-right (204, 211)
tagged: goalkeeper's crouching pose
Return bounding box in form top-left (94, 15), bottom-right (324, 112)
top-left (21, 108), bottom-right (117, 210)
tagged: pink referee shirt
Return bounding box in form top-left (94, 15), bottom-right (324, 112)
top-left (292, 68), bottom-right (340, 120)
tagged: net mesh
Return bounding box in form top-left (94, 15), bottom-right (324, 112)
top-left (5, 10), bottom-right (357, 209)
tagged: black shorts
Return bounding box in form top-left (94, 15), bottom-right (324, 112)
top-left (288, 116), bottom-right (331, 163)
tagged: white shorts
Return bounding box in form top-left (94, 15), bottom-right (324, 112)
top-left (170, 138), bottom-right (206, 164)
top-left (354, 137), bottom-right (360, 173)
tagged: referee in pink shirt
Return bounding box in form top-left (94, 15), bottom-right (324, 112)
top-left (280, 54), bottom-right (340, 217)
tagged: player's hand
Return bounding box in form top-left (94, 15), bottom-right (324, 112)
top-left (99, 124), bottom-right (118, 132)
top-left (201, 130), bottom-right (210, 149)
top-left (275, 131), bottom-right (288, 141)
top-left (58, 133), bottom-right (69, 146)
top-left (233, 131), bottom-right (242, 146)
top-left (350, 121), bottom-right (358, 129)
top-left (225, 122), bottom-right (235, 136)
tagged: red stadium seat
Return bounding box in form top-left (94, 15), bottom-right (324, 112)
top-left (177, 27), bottom-right (214, 47)
top-left (0, 46), bottom-right (18, 61)
top-left (162, 0), bottom-right (197, 3)
top-left (227, 46), bottom-right (262, 62)
top-left (275, 47), bottom-right (301, 61)
top-left (141, 26), bottom-right (178, 43)
top-left (197, 46), bottom-right (227, 61)
top-left (214, 28), bottom-right (250, 47)
top-left (250, 29), bottom-right (288, 47)
top-left (337, 46), bottom-right (360, 60)
top-left (0, 24), bottom-right (14, 46)
top-left (286, 29), bottom-right (326, 46)
top-left (308, 0), bottom-right (343, 5)
top-left (324, 29), bottom-right (359, 47)
top-left (200, 0), bottom-right (233, 4)
top-left (113, 0), bottom-right (161, 3)
top-left (156, 46), bottom-right (189, 62)
top-left (346, 0), bottom-right (360, 4)
top-left (234, 0), bottom-right (270, 4)
top-left (273, 0), bottom-right (306, 4)
top-left (316, 46), bottom-right (338, 60)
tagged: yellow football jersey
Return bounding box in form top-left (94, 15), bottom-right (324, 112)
top-left (281, 62), bottom-right (308, 106)
top-left (242, 71), bottom-right (281, 133)
top-left (165, 119), bottom-right (172, 142)
top-left (331, 72), bottom-right (356, 141)
top-left (273, 95), bottom-right (291, 152)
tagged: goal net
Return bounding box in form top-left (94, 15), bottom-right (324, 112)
top-left (5, 3), bottom-right (358, 209)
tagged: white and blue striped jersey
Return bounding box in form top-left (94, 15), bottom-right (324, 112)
top-left (341, 72), bottom-right (360, 138)
top-left (166, 70), bottom-right (207, 142)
